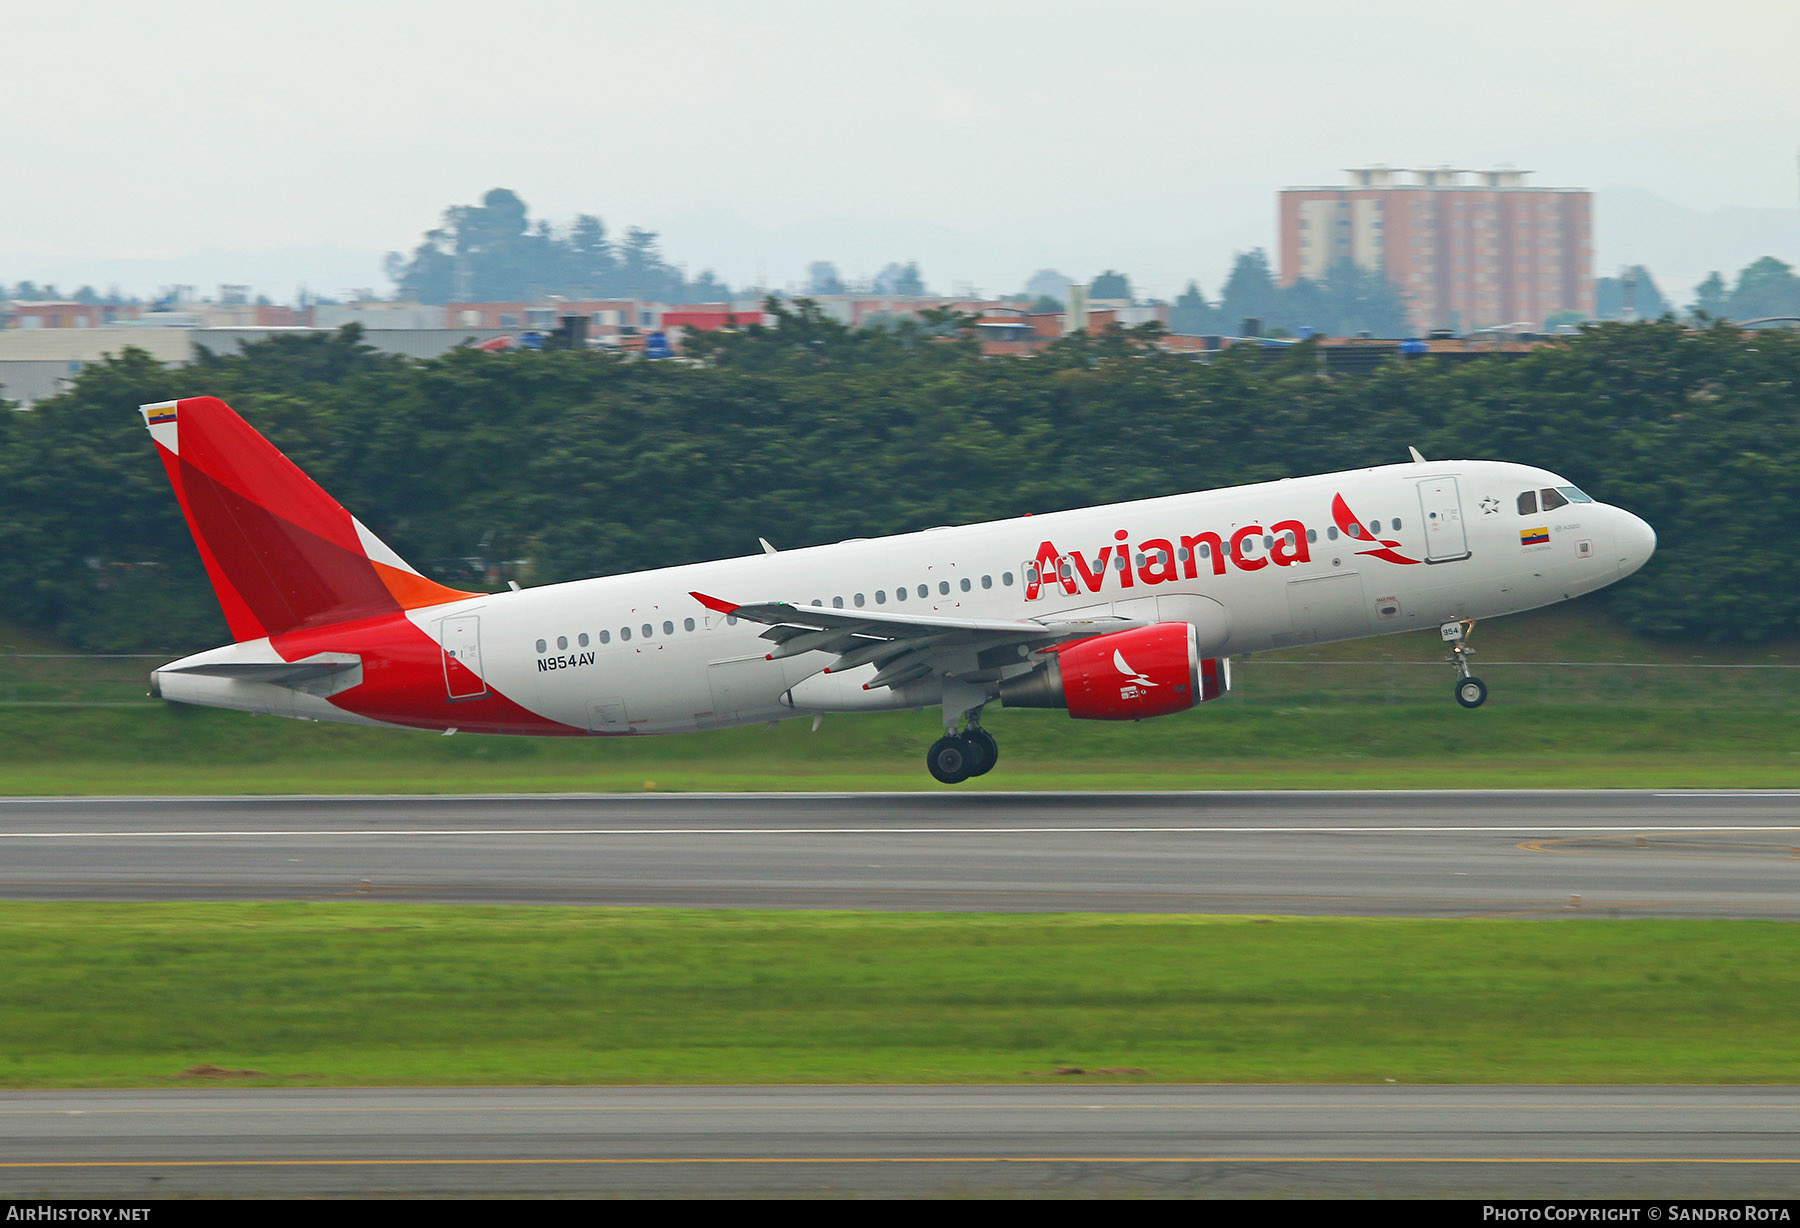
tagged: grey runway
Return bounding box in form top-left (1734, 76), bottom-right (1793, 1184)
top-left (1, 790), bottom-right (1797, 916)
top-left (4, 792), bottom-right (1798, 1199)
top-left (3, 1085), bottom-right (1798, 1199)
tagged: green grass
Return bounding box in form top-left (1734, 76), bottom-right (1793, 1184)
top-left (3, 606), bottom-right (1798, 794)
top-left (0, 699), bottom-right (1796, 794)
top-left (0, 904), bottom-right (1794, 1088)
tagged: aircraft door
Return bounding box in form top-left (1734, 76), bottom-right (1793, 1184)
top-left (587, 699), bottom-right (631, 733)
top-left (438, 615), bottom-right (488, 701)
top-left (1416, 478), bottom-right (1471, 563)
top-left (1286, 573), bottom-right (1369, 643)
top-left (707, 655), bottom-right (772, 723)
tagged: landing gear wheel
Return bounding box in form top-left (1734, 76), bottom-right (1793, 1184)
top-left (962, 727), bottom-right (998, 777)
top-left (1455, 677), bottom-right (1488, 709)
top-left (927, 735), bottom-right (974, 784)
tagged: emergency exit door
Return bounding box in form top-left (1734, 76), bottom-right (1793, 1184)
top-left (438, 615), bottom-right (488, 701)
top-left (1416, 477), bottom-right (1471, 563)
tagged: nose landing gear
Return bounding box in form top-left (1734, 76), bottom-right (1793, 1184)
top-left (1442, 619), bottom-right (1487, 708)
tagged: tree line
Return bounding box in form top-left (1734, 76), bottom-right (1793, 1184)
top-left (384, 188), bottom-right (734, 305)
top-left (2, 314), bottom-right (1797, 652)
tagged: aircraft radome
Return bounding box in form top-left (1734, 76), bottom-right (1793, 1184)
top-left (142, 396), bottom-right (1655, 783)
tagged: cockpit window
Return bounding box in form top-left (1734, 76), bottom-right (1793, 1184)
top-left (1517, 490), bottom-right (1538, 515)
top-left (1556, 485), bottom-right (1594, 504)
top-left (1540, 488), bottom-right (1569, 512)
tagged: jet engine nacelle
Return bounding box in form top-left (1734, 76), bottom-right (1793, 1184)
top-left (997, 622), bottom-right (1230, 720)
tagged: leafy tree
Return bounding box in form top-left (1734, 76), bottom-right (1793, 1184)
top-left (8, 318), bottom-right (1799, 649)
top-left (1280, 260), bottom-right (1412, 337)
top-left (1023, 269), bottom-right (1073, 300)
top-left (1218, 250), bottom-right (1280, 334)
top-left (873, 261), bottom-right (925, 296)
top-left (807, 261), bottom-right (846, 296)
top-left (1595, 266), bottom-right (1668, 320)
top-left (1089, 270), bottom-right (1132, 301)
top-left (1689, 272), bottom-right (1728, 319)
top-left (1169, 281), bottom-right (1217, 335)
top-left (387, 191), bottom-right (727, 304)
top-left (1726, 256), bottom-right (1800, 321)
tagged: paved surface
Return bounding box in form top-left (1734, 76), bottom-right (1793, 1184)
top-left (1, 790), bottom-right (1797, 917)
top-left (5, 792), bottom-right (1797, 1198)
top-left (2, 1085), bottom-right (1798, 1199)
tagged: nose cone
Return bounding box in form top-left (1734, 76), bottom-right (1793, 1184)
top-left (1616, 510), bottom-right (1656, 580)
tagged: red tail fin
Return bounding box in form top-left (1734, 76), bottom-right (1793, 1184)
top-left (141, 396), bottom-right (480, 641)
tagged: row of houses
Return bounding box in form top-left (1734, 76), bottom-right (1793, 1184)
top-left (2, 287), bottom-right (1557, 406)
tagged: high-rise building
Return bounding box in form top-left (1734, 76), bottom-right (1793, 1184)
top-left (1279, 167), bottom-right (1593, 334)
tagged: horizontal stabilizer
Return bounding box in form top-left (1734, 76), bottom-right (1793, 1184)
top-left (157, 652), bottom-right (361, 687)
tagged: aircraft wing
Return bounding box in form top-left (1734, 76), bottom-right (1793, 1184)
top-left (690, 591), bottom-right (1139, 689)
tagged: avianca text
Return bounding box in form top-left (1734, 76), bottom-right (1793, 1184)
top-left (1026, 521), bottom-right (1311, 598)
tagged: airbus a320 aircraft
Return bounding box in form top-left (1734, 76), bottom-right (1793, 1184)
top-left (142, 395), bottom-right (1655, 783)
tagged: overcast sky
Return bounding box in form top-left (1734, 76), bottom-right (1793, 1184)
top-left (5, 0), bottom-right (1797, 301)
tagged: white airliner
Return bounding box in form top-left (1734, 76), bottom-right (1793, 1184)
top-left (142, 396), bottom-right (1655, 783)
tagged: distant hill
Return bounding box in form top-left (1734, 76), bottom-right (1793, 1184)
top-left (1597, 186), bottom-right (1800, 310)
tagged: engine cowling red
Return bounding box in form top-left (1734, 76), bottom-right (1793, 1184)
top-left (998, 622), bottom-right (1230, 720)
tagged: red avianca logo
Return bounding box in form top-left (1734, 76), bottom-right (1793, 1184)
top-left (1025, 492), bottom-right (1419, 599)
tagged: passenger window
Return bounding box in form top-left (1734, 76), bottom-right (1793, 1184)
top-left (557, 636), bottom-right (568, 650)
top-left (917, 585), bottom-right (928, 598)
top-left (663, 621), bottom-right (674, 636)
top-left (981, 575), bottom-right (992, 589)
top-left (1114, 555), bottom-right (1127, 571)
top-left (957, 578), bottom-right (969, 592)
top-left (876, 590), bottom-right (886, 603)
top-left (578, 633), bottom-right (589, 647)
top-left (727, 615), bottom-right (738, 626)
top-left (1541, 488), bottom-right (1569, 511)
top-left (1178, 547), bottom-right (1191, 562)
top-left (939, 581), bottom-right (950, 595)
top-left (620, 627), bottom-right (631, 642)
top-left (1002, 572), bottom-right (1013, 586)
top-left (832, 596), bottom-right (844, 608)
top-left (896, 586), bottom-right (908, 601)
top-left (642, 624), bottom-right (653, 638)
top-left (683, 618), bottom-right (695, 632)
top-left (599, 630), bottom-right (610, 644)
top-left (1518, 490), bottom-right (1538, 515)
top-left (535, 639), bottom-right (546, 653)
top-left (854, 593), bottom-right (865, 607)
top-left (1392, 518), bottom-right (1402, 531)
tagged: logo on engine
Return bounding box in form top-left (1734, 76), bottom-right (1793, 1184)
top-left (1114, 649), bottom-right (1156, 699)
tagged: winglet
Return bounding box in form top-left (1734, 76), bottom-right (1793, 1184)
top-left (1408, 446), bottom-right (1426, 463)
top-left (690, 591), bottom-right (739, 614)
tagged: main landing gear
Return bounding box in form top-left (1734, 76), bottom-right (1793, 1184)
top-left (927, 712), bottom-right (999, 784)
top-left (1442, 619), bottom-right (1488, 708)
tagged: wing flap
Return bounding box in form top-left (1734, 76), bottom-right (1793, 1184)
top-left (691, 591), bottom-right (1149, 690)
